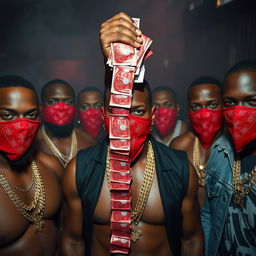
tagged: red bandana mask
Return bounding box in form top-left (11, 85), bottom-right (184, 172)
top-left (154, 107), bottom-right (177, 137)
top-left (42, 102), bottom-right (76, 126)
top-left (224, 106), bottom-right (256, 153)
top-left (0, 118), bottom-right (40, 161)
top-left (79, 108), bottom-right (103, 138)
top-left (104, 113), bottom-right (152, 162)
top-left (189, 108), bottom-right (223, 149)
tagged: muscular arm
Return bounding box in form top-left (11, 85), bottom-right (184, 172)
top-left (61, 158), bottom-right (84, 256)
top-left (181, 164), bottom-right (204, 256)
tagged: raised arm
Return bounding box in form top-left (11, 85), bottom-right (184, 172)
top-left (181, 163), bottom-right (204, 256)
top-left (61, 158), bottom-right (84, 256)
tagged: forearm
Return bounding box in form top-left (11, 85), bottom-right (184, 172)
top-left (61, 235), bottom-right (85, 256)
top-left (181, 233), bottom-right (204, 256)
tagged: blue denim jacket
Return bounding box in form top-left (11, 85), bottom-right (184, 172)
top-left (201, 134), bottom-right (235, 256)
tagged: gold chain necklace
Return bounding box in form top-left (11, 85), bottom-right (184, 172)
top-left (232, 158), bottom-right (256, 208)
top-left (41, 126), bottom-right (77, 168)
top-left (106, 141), bottom-right (156, 242)
top-left (193, 137), bottom-right (207, 186)
top-left (0, 161), bottom-right (46, 232)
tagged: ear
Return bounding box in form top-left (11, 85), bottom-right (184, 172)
top-left (176, 104), bottom-right (180, 113)
top-left (151, 105), bottom-right (156, 126)
top-left (101, 106), bottom-right (105, 121)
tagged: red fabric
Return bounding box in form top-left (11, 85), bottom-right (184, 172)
top-left (0, 118), bottom-right (40, 161)
top-left (104, 114), bottom-right (151, 162)
top-left (154, 107), bottom-right (177, 137)
top-left (189, 108), bottom-right (223, 149)
top-left (224, 106), bottom-right (256, 153)
top-left (79, 108), bottom-right (103, 137)
top-left (42, 102), bottom-right (76, 125)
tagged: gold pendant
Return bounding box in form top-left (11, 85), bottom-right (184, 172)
top-left (131, 228), bottom-right (142, 242)
top-left (33, 220), bottom-right (44, 232)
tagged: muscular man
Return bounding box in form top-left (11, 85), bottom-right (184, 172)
top-left (0, 75), bottom-right (63, 255)
top-left (77, 87), bottom-right (105, 142)
top-left (201, 60), bottom-right (256, 256)
top-left (61, 12), bottom-right (204, 256)
top-left (170, 77), bottom-right (223, 205)
top-left (37, 79), bottom-right (96, 168)
top-left (152, 86), bottom-right (188, 146)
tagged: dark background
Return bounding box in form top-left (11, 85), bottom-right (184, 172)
top-left (0, 0), bottom-right (255, 119)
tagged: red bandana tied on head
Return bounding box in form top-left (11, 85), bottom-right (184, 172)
top-left (224, 106), bottom-right (256, 153)
top-left (104, 114), bottom-right (151, 162)
top-left (189, 108), bottom-right (223, 149)
top-left (154, 107), bottom-right (177, 137)
top-left (42, 102), bottom-right (76, 125)
top-left (0, 118), bottom-right (40, 161)
top-left (79, 108), bottom-right (103, 138)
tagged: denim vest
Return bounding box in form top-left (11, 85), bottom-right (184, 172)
top-left (201, 134), bottom-right (235, 256)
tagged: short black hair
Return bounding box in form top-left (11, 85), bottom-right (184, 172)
top-left (77, 86), bottom-right (103, 102)
top-left (188, 76), bottom-right (223, 99)
top-left (41, 79), bottom-right (75, 101)
top-left (224, 60), bottom-right (256, 81)
top-left (0, 75), bottom-right (36, 92)
top-left (104, 80), bottom-right (152, 107)
top-left (152, 86), bottom-right (178, 103)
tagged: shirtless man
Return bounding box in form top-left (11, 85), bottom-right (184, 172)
top-left (171, 76), bottom-right (223, 205)
top-left (152, 86), bottom-right (187, 146)
top-left (37, 79), bottom-right (96, 168)
top-left (77, 87), bottom-right (105, 142)
top-left (0, 75), bottom-right (63, 255)
top-left (61, 12), bottom-right (204, 256)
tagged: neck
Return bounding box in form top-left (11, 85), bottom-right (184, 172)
top-left (43, 122), bottom-right (73, 139)
top-left (154, 121), bottom-right (177, 143)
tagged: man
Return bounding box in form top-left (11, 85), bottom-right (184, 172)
top-left (37, 79), bottom-right (96, 168)
top-left (61, 12), bottom-right (204, 256)
top-left (0, 75), bottom-right (63, 255)
top-left (77, 86), bottom-right (105, 142)
top-left (201, 60), bottom-right (256, 256)
top-left (152, 86), bottom-right (188, 146)
top-left (171, 77), bottom-right (223, 205)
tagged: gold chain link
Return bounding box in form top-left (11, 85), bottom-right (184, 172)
top-left (0, 161), bottom-right (46, 232)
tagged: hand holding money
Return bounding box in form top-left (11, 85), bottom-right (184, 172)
top-left (99, 12), bottom-right (143, 58)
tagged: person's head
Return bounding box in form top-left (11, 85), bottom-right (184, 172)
top-left (41, 79), bottom-right (76, 137)
top-left (77, 87), bottom-right (103, 112)
top-left (188, 76), bottom-right (224, 149)
top-left (0, 75), bottom-right (40, 167)
top-left (103, 80), bottom-right (154, 162)
top-left (77, 87), bottom-right (104, 137)
top-left (152, 86), bottom-right (179, 111)
top-left (188, 76), bottom-right (223, 113)
top-left (223, 60), bottom-right (256, 153)
top-left (152, 86), bottom-right (180, 138)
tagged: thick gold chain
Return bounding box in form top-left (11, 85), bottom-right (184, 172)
top-left (0, 161), bottom-right (46, 232)
top-left (106, 141), bottom-right (155, 240)
top-left (193, 137), bottom-right (207, 186)
top-left (233, 158), bottom-right (256, 207)
top-left (41, 126), bottom-right (77, 168)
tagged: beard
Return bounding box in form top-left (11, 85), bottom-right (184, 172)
top-left (44, 121), bottom-right (74, 138)
top-left (7, 146), bottom-right (34, 171)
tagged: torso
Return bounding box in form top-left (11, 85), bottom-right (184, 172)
top-left (0, 153), bottom-right (62, 256)
top-left (91, 152), bottom-right (173, 256)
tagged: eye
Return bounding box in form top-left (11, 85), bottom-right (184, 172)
top-left (47, 99), bottom-right (57, 105)
top-left (163, 103), bottom-right (172, 108)
top-left (223, 99), bottom-right (235, 107)
top-left (64, 99), bottom-right (73, 105)
top-left (190, 104), bottom-right (201, 111)
top-left (81, 103), bottom-right (90, 110)
top-left (208, 102), bottom-right (218, 109)
top-left (132, 108), bottom-right (145, 116)
top-left (0, 112), bottom-right (15, 120)
top-left (26, 112), bottom-right (39, 120)
top-left (247, 97), bottom-right (256, 107)
top-left (94, 102), bottom-right (102, 109)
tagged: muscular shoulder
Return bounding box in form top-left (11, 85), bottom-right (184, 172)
top-left (170, 131), bottom-right (195, 151)
top-left (74, 127), bottom-right (96, 150)
top-left (35, 151), bottom-right (64, 180)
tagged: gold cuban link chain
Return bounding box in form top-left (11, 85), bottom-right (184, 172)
top-left (233, 158), bottom-right (256, 208)
top-left (0, 160), bottom-right (46, 232)
top-left (193, 137), bottom-right (207, 186)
